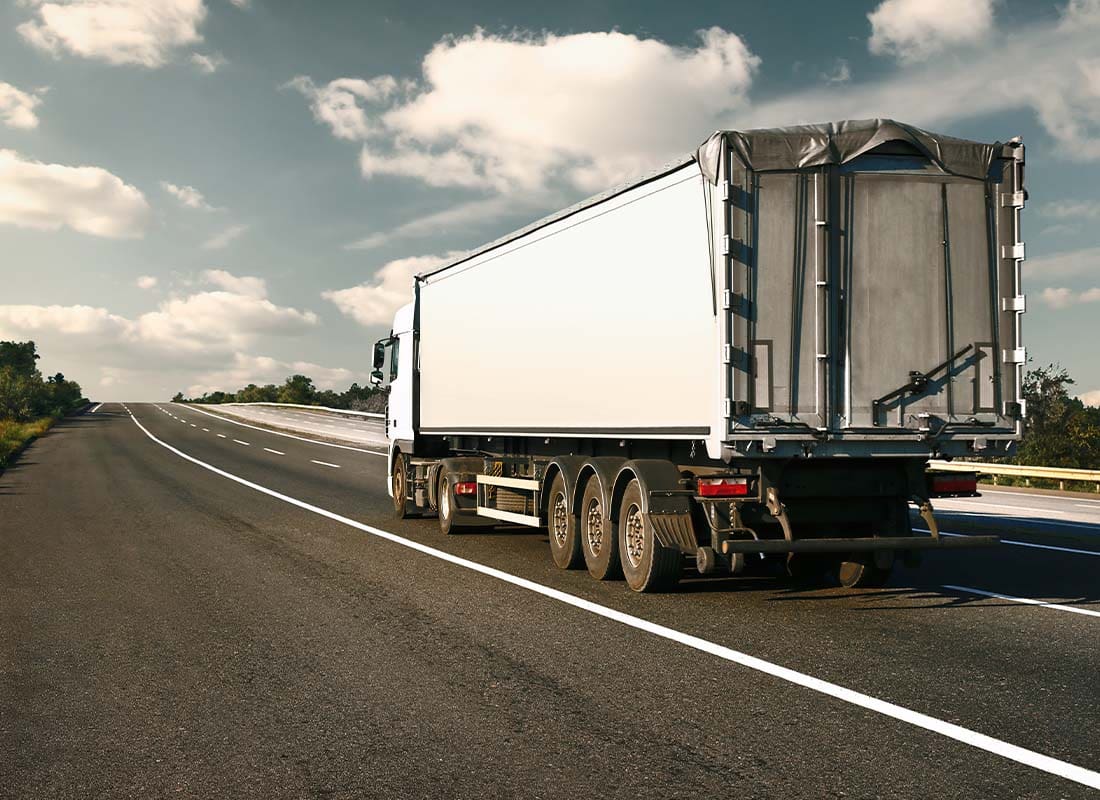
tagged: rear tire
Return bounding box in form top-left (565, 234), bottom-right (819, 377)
top-left (546, 473), bottom-right (582, 569)
top-left (392, 456), bottom-right (410, 520)
top-left (837, 556), bottom-right (893, 588)
top-left (580, 475), bottom-right (621, 580)
top-left (438, 471), bottom-right (459, 535)
top-left (618, 479), bottom-right (682, 592)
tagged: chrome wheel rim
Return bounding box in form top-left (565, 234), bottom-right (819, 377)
top-left (625, 503), bottom-right (645, 569)
top-left (552, 492), bottom-right (568, 546)
top-left (393, 466), bottom-right (404, 505)
top-left (585, 497), bottom-right (603, 555)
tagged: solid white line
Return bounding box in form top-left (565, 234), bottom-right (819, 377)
top-left (91, 403), bottom-right (103, 413)
top-left (932, 530), bottom-right (1100, 557)
top-left (181, 404), bottom-right (386, 456)
top-left (938, 500), bottom-right (1068, 516)
top-left (944, 585), bottom-right (1100, 619)
top-left (233, 439), bottom-right (250, 446)
top-left (124, 409), bottom-right (1100, 792)
top-left (310, 459), bottom-right (340, 468)
top-left (981, 489), bottom-right (1100, 506)
top-left (263, 448), bottom-right (285, 456)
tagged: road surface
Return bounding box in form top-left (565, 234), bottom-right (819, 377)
top-left (203, 404), bottom-right (388, 449)
top-left (2, 404), bottom-right (1098, 799)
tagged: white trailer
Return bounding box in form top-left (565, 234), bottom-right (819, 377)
top-left (373, 119), bottom-right (1025, 592)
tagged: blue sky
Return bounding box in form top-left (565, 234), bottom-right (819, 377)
top-left (1, 0), bottom-right (1098, 402)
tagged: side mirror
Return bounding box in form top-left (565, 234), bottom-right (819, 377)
top-left (372, 341), bottom-right (386, 370)
top-left (369, 369), bottom-right (384, 387)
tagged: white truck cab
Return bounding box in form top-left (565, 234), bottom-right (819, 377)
top-left (371, 302), bottom-right (415, 492)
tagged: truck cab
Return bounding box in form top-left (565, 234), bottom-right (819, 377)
top-left (372, 302), bottom-right (415, 490)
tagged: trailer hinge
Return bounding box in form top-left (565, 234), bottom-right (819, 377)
top-left (1001, 243), bottom-right (1025, 260)
top-left (1001, 191), bottom-right (1025, 208)
top-left (723, 291), bottom-right (751, 315)
top-left (722, 236), bottom-right (752, 264)
top-left (1002, 347), bottom-right (1026, 364)
top-left (1002, 295), bottom-right (1026, 312)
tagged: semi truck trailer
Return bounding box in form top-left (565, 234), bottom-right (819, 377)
top-left (372, 119), bottom-right (1024, 592)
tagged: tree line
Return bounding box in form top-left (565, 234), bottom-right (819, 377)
top-left (0, 341), bottom-right (88, 421)
top-left (174, 374), bottom-right (387, 413)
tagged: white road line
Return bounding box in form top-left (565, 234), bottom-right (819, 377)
top-left (233, 439), bottom-right (250, 446)
top-left (944, 585), bottom-right (1100, 619)
top-left (190, 424), bottom-right (197, 427)
top-left (933, 512), bottom-right (1100, 532)
top-left (311, 459), bottom-right (341, 468)
top-left (981, 489), bottom-right (1100, 506)
top-left (202, 428), bottom-right (210, 432)
top-left (939, 500), bottom-right (1069, 516)
top-left (124, 409), bottom-right (1100, 792)
top-left (931, 530), bottom-right (1100, 557)
top-left (217, 434), bottom-right (227, 439)
top-left (182, 404), bottom-right (386, 456)
top-left (263, 448), bottom-right (285, 456)
top-left (91, 403), bottom-right (103, 413)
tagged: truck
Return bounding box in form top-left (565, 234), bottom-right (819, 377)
top-left (371, 119), bottom-right (1024, 592)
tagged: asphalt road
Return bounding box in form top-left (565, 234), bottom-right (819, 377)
top-left (2, 404), bottom-right (1098, 799)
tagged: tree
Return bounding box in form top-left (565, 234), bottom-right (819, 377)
top-left (0, 341), bottom-right (39, 376)
top-left (0, 341), bottom-right (86, 421)
top-left (1015, 363), bottom-right (1100, 470)
top-left (277, 374), bottom-right (316, 405)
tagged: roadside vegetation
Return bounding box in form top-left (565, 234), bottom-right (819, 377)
top-left (0, 341), bottom-right (88, 468)
top-left (174, 374), bottom-right (387, 413)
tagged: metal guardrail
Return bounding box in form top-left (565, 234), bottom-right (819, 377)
top-left (929, 460), bottom-right (1100, 492)
top-left (223, 402), bottom-right (385, 419)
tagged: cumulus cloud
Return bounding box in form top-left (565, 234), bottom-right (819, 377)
top-left (0, 81), bottom-right (45, 129)
top-left (323, 253), bottom-right (459, 326)
top-left (202, 223), bottom-right (248, 250)
top-left (17, 0), bottom-right (208, 68)
top-left (136, 275), bottom-right (157, 289)
top-left (160, 180), bottom-right (215, 210)
top-left (292, 27), bottom-right (759, 196)
top-left (0, 148), bottom-right (149, 238)
top-left (1040, 200), bottom-right (1100, 220)
top-left (201, 268), bottom-right (265, 298)
top-left (1078, 389), bottom-right (1100, 407)
top-left (190, 51), bottom-right (226, 73)
top-left (868, 0), bottom-right (995, 63)
top-left (187, 353), bottom-right (355, 397)
top-left (1026, 246), bottom-right (1100, 279)
top-left (1039, 286), bottom-right (1100, 309)
top-left (745, 2), bottom-right (1100, 162)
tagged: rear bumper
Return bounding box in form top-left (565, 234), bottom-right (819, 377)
top-left (719, 534), bottom-right (998, 554)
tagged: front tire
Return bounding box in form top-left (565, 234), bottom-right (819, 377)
top-left (580, 476), bottom-right (621, 580)
top-left (618, 479), bottom-right (682, 593)
top-left (547, 473), bottom-right (582, 569)
top-left (392, 456), bottom-right (410, 520)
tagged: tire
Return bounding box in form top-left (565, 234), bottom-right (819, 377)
top-left (392, 455), bottom-right (410, 520)
top-left (618, 479), bottom-right (682, 592)
top-left (546, 473), bottom-right (582, 569)
top-left (438, 471), bottom-right (459, 535)
top-left (837, 556), bottom-right (893, 588)
top-left (580, 475), bottom-right (621, 580)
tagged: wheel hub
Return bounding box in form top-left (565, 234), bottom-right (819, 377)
top-left (586, 498), bottom-right (603, 554)
top-left (552, 493), bottom-right (568, 546)
top-left (625, 504), bottom-right (645, 569)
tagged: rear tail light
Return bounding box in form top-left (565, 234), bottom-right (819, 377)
top-left (453, 481), bottom-right (477, 496)
top-left (697, 477), bottom-right (751, 497)
top-left (929, 473), bottom-right (978, 496)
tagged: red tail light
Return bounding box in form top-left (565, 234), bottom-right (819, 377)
top-left (929, 473), bottom-right (977, 496)
top-left (453, 481), bottom-right (477, 496)
top-left (697, 477), bottom-right (750, 497)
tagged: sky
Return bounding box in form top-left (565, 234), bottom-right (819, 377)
top-left (0, 0), bottom-right (1098, 402)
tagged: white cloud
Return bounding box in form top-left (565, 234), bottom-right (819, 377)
top-left (1039, 286), bottom-right (1100, 309)
top-left (160, 180), bottom-right (215, 210)
top-left (187, 353), bottom-right (354, 397)
top-left (1026, 246), bottom-right (1100, 279)
top-left (136, 275), bottom-right (157, 289)
top-left (868, 0), bottom-right (995, 63)
top-left (745, 3), bottom-right (1100, 162)
top-left (1040, 200), bottom-right (1100, 220)
top-left (293, 27), bottom-right (759, 195)
top-left (201, 268), bottom-right (266, 298)
top-left (284, 75), bottom-right (401, 141)
top-left (1078, 389), bottom-right (1100, 406)
top-left (323, 253), bottom-right (460, 326)
top-left (226, 0), bottom-right (249, 8)
top-left (190, 51), bottom-right (226, 73)
top-left (202, 223), bottom-right (248, 250)
top-left (0, 81), bottom-right (45, 129)
top-left (820, 58), bottom-right (851, 84)
top-left (17, 0), bottom-right (208, 68)
top-left (0, 148), bottom-right (149, 238)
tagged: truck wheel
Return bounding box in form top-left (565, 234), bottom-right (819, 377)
top-left (437, 472), bottom-right (460, 535)
top-left (580, 476), bottom-right (621, 580)
top-left (392, 456), bottom-right (410, 519)
top-left (618, 479), bottom-right (682, 592)
top-left (837, 557), bottom-right (892, 588)
top-left (547, 473), bottom-right (582, 569)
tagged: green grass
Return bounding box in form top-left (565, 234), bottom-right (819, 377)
top-left (0, 417), bottom-right (56, 469)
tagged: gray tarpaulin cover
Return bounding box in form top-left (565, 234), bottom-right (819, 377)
top-left (696, 118), bottom-right (1000, 183)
